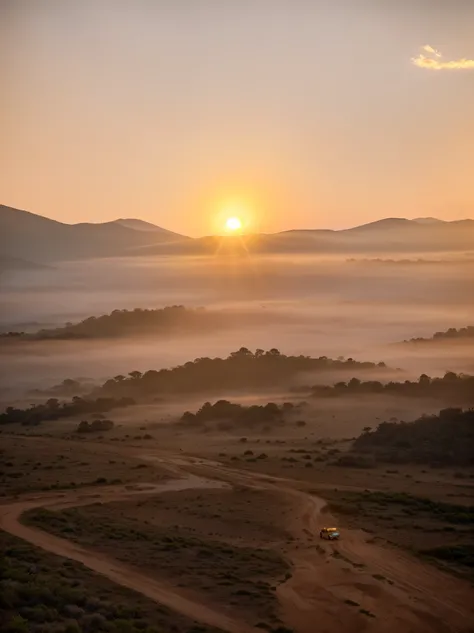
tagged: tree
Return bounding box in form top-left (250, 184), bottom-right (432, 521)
top-left (443, 371), bottom-right (457, 382)
top-left (348, 378), bottom-right (361, 389)
top-left (419, 374), bottom-right (431, 386)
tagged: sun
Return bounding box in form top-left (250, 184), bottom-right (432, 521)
top-left (225, 216), bottom-right (242, 232)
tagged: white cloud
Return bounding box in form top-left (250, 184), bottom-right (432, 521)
top-left (412, 45), bottom-right (474, 70)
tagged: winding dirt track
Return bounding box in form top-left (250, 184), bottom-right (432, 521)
top-left (1, 447), bottom-right (473, 633)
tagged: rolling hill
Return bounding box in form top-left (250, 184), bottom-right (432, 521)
top-left (1, 205), bottom-right (473, 262)
top-left (135, 217), bottom-right (474, 257)
top-left (0, 205), bottom-right (189, 262)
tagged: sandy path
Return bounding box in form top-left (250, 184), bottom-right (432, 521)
top-left (277, 490), bottom-right (473, 633)
top-left (1, 446), bottom-right (473, 633)
top-left (138, 453), bottom-right (474, 633)
top-left (0, 476), bottom-right (257, 633)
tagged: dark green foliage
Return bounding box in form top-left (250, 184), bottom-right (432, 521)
top-left (180, 399), bottom-right (297, 429)
top-left (97, 347), bottom-right (384, 398)
top-left (76, 419), bottom-right (114, 433)
top-left (0, 532), bottom-right (225, 633)
top-left (353, 408), bottom-right (474, 465)
top-left (332, 490), bottom-right (474, 525)
top-left (0, 306), bottom-right (218, 341)
top-left (311, 373), bottom-right (474, 405)
top-left (405, 325), bottom-right (474, 344)
top-left (422, 545), bottom-right (474, 568)
top-left (0, 396), bottom-right (135, 426)
top-left (334, 454), bottom-right (376, 468)
top-left (25, 506), bottom-right (289, 623)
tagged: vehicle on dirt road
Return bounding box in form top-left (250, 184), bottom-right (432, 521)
top-left (320, 527), bottom-right (340, 540)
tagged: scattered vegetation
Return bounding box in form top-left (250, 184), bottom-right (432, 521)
top-left (352, 408), bottom-right (474, 466)
top-left (29, 378), bottom-right (96, 398)
top-left (76, 419), bottom-right (114, 433)
top-left (25, 505), bottom-right (289, 624)
top-left (0, 531), bottom-right (226, 633)
top-left (422, 545), bottom-right (474, 570)
top-left (310, 373), bottom-right (474, 405)
top-left (327, 489), bottom-right (474, 580)
top-left (0, 396), bottom-right (135, 426)
top-left (330, 491), bottom-right (473, 525)
top-left (404, 325), bottom-right (474, 344)
top-left (0, 305), bottom-right (227, 340)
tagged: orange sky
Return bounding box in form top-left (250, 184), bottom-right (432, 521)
top-left (1, 1), bottom-right (473, 236)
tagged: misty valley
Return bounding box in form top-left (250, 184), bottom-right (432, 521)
top-left (1, 205), bottom-right (473, 633)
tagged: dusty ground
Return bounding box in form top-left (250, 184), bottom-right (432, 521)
top-left (1, 429), bottom-right (473, 633)
top-left (0, 434), bottom-right (171, 496)
top-left (24, 488), bottom-right (293, 628)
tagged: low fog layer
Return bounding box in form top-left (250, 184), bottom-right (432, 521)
top-left (1, 253), bottom-right (473, 392)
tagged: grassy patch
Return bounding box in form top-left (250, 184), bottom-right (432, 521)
top-left (0, 531), bottom-right (225, 633)
top-left (422, 545), bottom-right (474, 569)
top-left (25, 504), bottom-right (289, 623)
top-left (326, 489), bottom-right (474, 581)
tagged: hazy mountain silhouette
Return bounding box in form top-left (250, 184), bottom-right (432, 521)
top-left (111, 218), bottom-right (183, 236)
top-left (136, 217), bottom-right (474, 256)
top-left (1, 205), bottom-right (473, 261)
top-left (0, 205), bottom-right (189, 262)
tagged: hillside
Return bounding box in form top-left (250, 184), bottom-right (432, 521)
top-left (0, 205), bottom-right (189, 262)
top-left (112, 218), bottom-right (182, 236)
top-left (2, 206), bottom-right (473, 261)
top-left (95, 347), bottom-right (389, 398)
top-left (0, 306), bottom-right (246, 341)
top-left (135, 217), bottom-right (474, 257)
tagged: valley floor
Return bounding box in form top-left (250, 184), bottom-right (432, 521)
top-left (1, 434), bottom-right (473, 633)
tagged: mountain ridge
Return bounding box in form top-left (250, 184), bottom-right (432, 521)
top-left (1, 204), bottom-right (473, 262)
top-left (0, 205), bottom-right (189, 263)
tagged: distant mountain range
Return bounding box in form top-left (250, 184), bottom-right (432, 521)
top-left (0, 205), bottom-right (189, 263)
top-left (1, 205), bottom-right (473, 264)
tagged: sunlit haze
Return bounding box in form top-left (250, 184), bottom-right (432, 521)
top-left (1, 0), bottom-right (473, 236)
top-left (1, 4), bottom-right (474, 629)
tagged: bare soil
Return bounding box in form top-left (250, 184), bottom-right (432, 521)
top-left (1, 426), bottom-right (473, 633)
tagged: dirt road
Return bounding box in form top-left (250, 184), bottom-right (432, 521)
top-left (1, 448), bottom-right (473, 633)
top-left (0, 476), bottom-right (258, 633)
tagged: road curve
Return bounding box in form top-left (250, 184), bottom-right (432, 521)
top-left (1, 451), bottom-right (473, 633)
top-left (0, 477), bottom-right (258, 633)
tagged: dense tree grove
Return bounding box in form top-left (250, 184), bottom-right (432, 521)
top-left (405, 325), bottom-right (474, 344)
top-left (0, 396), bottom-right (135, 426)
top-left (96, 348), bottom-right (386, 398)
top-left (76, 419), bottom-right (115, 433)
top-left (310, 372), bottom-right (474, 404)
top-left (0, 305), bottom-right (217, 340)
top-left (353, 408), bottom-right (474, 466)
top-left (181, 399), bottom-right (303, 429)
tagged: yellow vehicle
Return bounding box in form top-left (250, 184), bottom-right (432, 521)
top-left (319, 527), bottom-right (340, 540)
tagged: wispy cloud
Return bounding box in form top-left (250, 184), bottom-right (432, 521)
top-left (422, 45), bottom-right (441, 57)
top-left (412, 45), bottom-right (474, 70)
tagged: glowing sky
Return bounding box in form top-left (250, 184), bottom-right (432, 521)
top-left (1, 0), bottom-right (473, 236)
